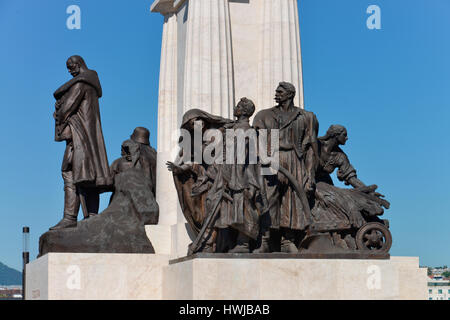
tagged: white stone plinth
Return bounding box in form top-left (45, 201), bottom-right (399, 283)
top-left (25, 253), bottom-right (169, 300)
top-left (26, 254), bottom-right (427, 300)
top-left (163, 256), bottom-right (428, 300)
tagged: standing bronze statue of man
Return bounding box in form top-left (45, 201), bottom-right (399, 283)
top-left (253, 82), bottom-right (319, 253)
top-left (50, 55), bottom-right (112, 230)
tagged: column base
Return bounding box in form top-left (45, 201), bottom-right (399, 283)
top-left (145, 223), bottom-right (194, 257)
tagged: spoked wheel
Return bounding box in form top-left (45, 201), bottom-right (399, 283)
top-left (356, 222), bottom-right (392, 252)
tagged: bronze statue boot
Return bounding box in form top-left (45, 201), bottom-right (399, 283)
top-left (253, 236), bottom-right (270, 253)
top-left (85, 212), bottom-right (98, 220)
top-left (50, 175), bottom-right (80, 230)
top-left (187, 242), bottom-right (214, 254)
top-left (49, 216), bottom-right (77, 230)
top-left (228, 243), bottom-right (250, 253)
top-left (281, 238), bottom-right (298, 253)
top-left (228, 233), bottom-right (251, 253)
top-left (201, 244), bottom-right (214, 253)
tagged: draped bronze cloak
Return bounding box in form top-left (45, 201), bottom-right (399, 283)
top-left (172, 109), bottom-right (233, 235)
top-left (53, 70), bottom-right (112, 189)
top-left (253, 106), bottom-right (319, 230)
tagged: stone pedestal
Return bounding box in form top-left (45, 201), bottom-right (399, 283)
top-left (25, 253), bottom-right (169, 300)
top-left (163, 255), bottom-right (428, 300)
top-left (26, 253), bottom-right (427, 300)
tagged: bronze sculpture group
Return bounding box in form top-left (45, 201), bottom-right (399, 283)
top-left (39, 56), bottom-right (158, 255)
top-left (41, 55), bottom-right (391, 257)
top-left (169, 82), bottom-right (392, 256)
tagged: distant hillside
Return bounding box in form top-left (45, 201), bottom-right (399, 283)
top-left (0, 262), bottom-right (22, 285)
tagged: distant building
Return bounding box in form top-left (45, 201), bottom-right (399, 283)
top-left (432, 269), bottom-right (446, 275)
top-left (428, 276), bottom-right (450, 300)
top-left (0, 286), bottom-right (22, 300)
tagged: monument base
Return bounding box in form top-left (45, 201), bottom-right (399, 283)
top-left (26, 253), bottom-right (169, 300)
top-left (164, 255), bottom-right (427, 300)
top-left (26, 253), bottom-right (427, 300)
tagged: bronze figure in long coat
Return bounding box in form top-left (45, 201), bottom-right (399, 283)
top-left (252, 82), bottom-right (319, 253)
top-left (212, 98), bottom-right (263, 253)
top-left (50, 55), bottom-right (112, 230)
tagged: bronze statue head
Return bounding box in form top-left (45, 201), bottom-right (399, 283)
top-left (234, 97), bottom-right (255, 119)
top-left (66, 55), bottom-right (87, 77)
top-left (275, 82), bottom-right (296, 105)
top-left (121, 139), bottom-right (141, 166)
top-left (130, 127), bottom-right (150, 145)
top-left (321, 125), bottom-right (348, 145)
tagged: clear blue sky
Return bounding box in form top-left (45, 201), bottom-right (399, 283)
top-left (0, 0), bottom-right (449, 271)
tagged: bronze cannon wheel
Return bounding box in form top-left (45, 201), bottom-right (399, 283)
top-left (356, 222), bottom-right (392, 252)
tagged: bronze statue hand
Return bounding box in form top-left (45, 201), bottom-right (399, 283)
top-left (244, 185), bottom-right (256, 200)
top-left (54, 109), bottom-right (61, 122)
top-left (371, 191), bottom-right (385, 198)
top-left (166, 161), bottom-right (182, 175)
top-left (355, 184), bottom-right (384, 197)
top-left (54, 100), bottom-right (62, 110)
top-left (166, 161), bottom-right (176, 171)
top-left (305, 176), bottom-right (316, 195)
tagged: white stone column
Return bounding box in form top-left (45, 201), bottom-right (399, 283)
top-left (156, 13), bottom-right (178, 226)
top-left (149, 0), bottom-right (306, 257)
top-left (147, 6), bottom-right (184, 256)
top-left (183, 0), bottom-right (235, 118)
top-left (258, 0), bottom-right (304, 109)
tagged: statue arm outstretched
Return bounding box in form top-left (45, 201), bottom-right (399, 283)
top-left (336, 152), bottom-right (389, 207)
top-left (346, 176), bottom-right (366, 189)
